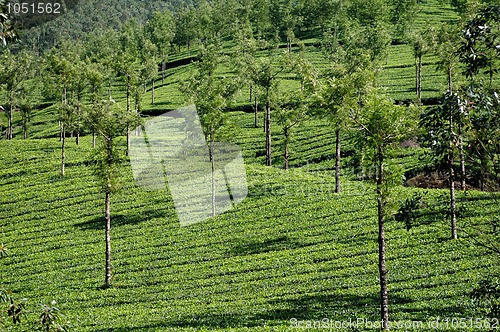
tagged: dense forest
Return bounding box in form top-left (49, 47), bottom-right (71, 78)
top-left (1, 0), bottom-right (499, 330)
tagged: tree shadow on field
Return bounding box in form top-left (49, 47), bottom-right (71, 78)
top-left (74, 208), bottom-right (168, 230)
top-left (91, 292), bottom-right (416, 331)
top-left (227, 235), bottom-right (303, 256)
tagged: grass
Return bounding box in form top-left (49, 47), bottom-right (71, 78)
top-left (1, 0), bottom-right (499, 330)
top-left (1, 109), bottom-right (499, 330)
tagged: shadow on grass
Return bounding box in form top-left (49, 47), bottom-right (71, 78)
top-left (91, 293), bottom-right (427, 331)
top-left (74, 208), bottom-right (168, 230)
top-left (227, 235), bottom-right (302, 256)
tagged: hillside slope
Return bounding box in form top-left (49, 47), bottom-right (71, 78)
top-left (1, 111), bottom-right (498, 330)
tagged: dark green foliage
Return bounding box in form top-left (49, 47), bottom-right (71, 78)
top-left (0, 0), bottom-right (19, 45)
top-left (39, 301), bottom-right (70, 332)
top-left (459, 4), bottom-right (500, 82)
top-left (471, 275), bottom-right (500, 319)
top-left (419, 92), bottom-right (466, 170)
top-left (464, 86), bottom-right (500, 190)
top-left (20, 0), bottom-right (184, 51)
top-left (395, 194), bottom-right (425, 230)
top-left (90, 100), bottom-right (134, 192)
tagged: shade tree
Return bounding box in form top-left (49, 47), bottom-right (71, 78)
top-left (0, 50), bottom-right (33, 140)
top-left (146, 10), bottom-right (175, 85)
top-left (459, 4), bottom-right (499, 87)
top-left (315, 66), bottom-right (373, 193)
top-left (89, 99), bottom-right (138, 288)
top-left (420, 92), bottom-right (468, 239)
top-left (434, 23), bottom-right (461, 94)
top-left (173, 4), bottom-right (197, 55)
top-left (353, 92), bottom-right (417, 330)
top-left (247, 50), bottom-right (290, 166)
top-left (42, 45), bottom-right (79, 175)
top-left (0, 0), bottom-right (19, 46)
top-left (407, 26), bottom-right (436, 102)
top-left (181, 44), bottom-right (237, 217)
top-left (465, 86), bottom-right (500, 190)
top-left (85, 29), bottom-right (119, 98)
top-left (274, 90), bottom-right (308, 169)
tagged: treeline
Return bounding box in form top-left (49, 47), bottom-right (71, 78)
top-left (15, 0), bottom-right (443, 53)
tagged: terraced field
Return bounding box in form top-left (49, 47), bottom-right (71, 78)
top-left (1, 108), bottom-right (499, 330)
top-left (2, 0), bottom-right (500, 330)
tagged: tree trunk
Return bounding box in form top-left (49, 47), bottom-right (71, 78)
top-left (126, 76), bottom-right (131, 156)
top-left (449, 163), bottom-right (457, 239)
top-left (254, 94), bottom-right (258, 128)
top-left (416, 55), bottom-right (422, 102)
top-left (210, 138), bottom-right (215, 217)
top-left (8, 91), bottom-right (13, 140)
top-left (458, 122), bottom-right (465, 190)
top-left (449, 111), bottom-right (457, 239)
top-left (376, 146), bottom-right (389, 330)
top-left (61, 123), bottom-right (65, 176)
top-left (249, 84), bottom-right (252, 103)
top-left (151, 78), bottom-right (155, 104)
top-left (265, 92), bottom-right (272, 166)
top-left (448, 66), bottom-right (453, 93)
top-left (335, 128), bottom-right (341, 193)
top-left (92, 131), bottom-right (96, 148)
top-left (284, 128), bottom-right (289, 170)
top-left (162, 59), bottom-right (165, 85)
top-left (104, 189), bottom-right (112, 288)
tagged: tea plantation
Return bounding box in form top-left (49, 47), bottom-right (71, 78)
top-left (1, 0), bottom-right (500, 330)
top-left (1, 106), bottom-right (499, 331)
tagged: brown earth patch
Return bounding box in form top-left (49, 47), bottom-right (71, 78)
top-left (406, 172), bottom-right (477, 190)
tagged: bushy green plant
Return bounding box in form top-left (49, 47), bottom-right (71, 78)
top-left (395, 194), bottom-right (425, 230)
top-left (471, 275), bottom-right (500, 320)
top-left (39, 301), bottom-right (70, 332)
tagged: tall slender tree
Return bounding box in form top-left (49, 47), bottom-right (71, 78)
top-left (354, 93), bottom-right (416, 330)
top-left (182, 44), bottom-right (236, 217)
top-left (43, 45), bottom-right (77, 175)
top-left (460, 4), bottom-right (500, 87)
top-left (274, 91), bottom-right (307, 169)
top-left (407, 26), bottom-right (435, 102)
top-left (245, 49), bottom-right (290, 166)
top-left (90, 99), bottom-right (137, 288)
top-left (146, 10), bottom-right (175, 85)
top-left (420, 92), bottom-right (467, 239)
top-left (0, 51), bottom-right (33, 140)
